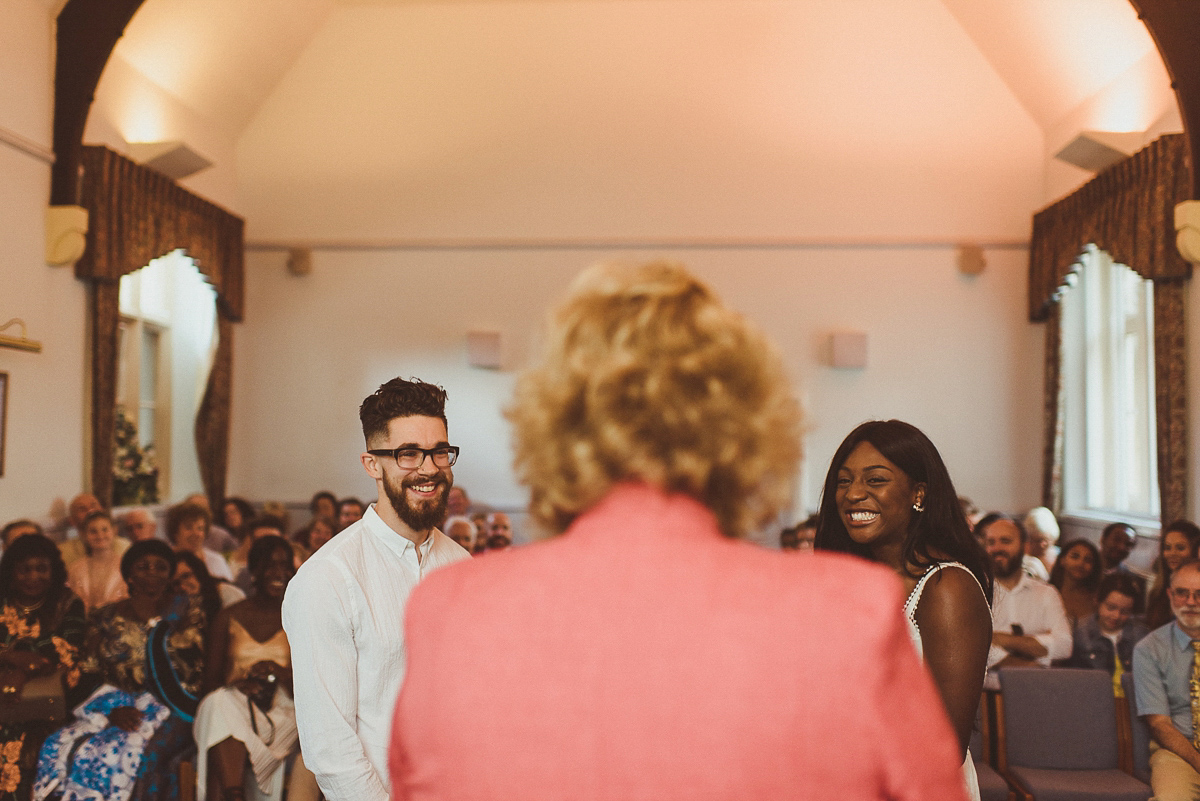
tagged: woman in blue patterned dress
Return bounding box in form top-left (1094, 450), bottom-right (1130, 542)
top-left (35, 539), bottom-right (206, 801)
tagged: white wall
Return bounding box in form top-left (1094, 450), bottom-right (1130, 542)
top-left (229, 244), bottom-right (1043, 537)
top-left (0, 0), bottom-right (88, 525)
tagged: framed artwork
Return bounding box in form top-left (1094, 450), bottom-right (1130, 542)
top-left (0, 372), bottom-right (6, 476)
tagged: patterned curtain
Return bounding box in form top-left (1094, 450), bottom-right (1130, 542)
top-left (1029, 134), bottom-right (1192, 526)
top-left (75, 145), bottom-right (244, 509)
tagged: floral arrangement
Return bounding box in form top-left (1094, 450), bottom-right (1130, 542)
top-left (112, 405), bottom-right (159, 506)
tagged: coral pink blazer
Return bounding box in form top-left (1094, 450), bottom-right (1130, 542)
top-left (390, 483), bottom-right (967, 801)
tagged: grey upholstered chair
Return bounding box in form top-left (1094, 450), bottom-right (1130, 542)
top-left (972, 697), bottom-right (1014, 801)
top-left (997, 667), bottom-right (1151, 801)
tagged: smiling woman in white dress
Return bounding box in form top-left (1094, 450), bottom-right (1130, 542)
top-left (815, 419), bottom-right (993, 801)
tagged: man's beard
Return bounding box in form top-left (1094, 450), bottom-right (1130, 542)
top-left (383, 471), bottom-right (450, 533)
top-left (992, 552), bottom-right (1021, 579)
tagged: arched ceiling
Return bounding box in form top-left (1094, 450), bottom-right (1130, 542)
top-left (91, 0), bottom-right (1177, 244)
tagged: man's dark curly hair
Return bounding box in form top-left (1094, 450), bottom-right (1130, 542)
top-left (359, 377), bottom-right (447, 446)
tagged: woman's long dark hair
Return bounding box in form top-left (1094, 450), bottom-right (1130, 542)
top-left (174, 550), bottom-right (222, 626)
top-left (1048, 538), bottom-right (1102, 592)
top-left (0, 533), bottom-right (72, 631)
top-left (814, 420), bottom-right (993, 604)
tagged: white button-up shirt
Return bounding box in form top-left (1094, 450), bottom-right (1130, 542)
top-left (282, 504), bottom-right (470, 801)
top-left (986, 572), bottom-right (1073, 681)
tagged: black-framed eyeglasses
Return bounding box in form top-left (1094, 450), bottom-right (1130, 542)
top-left (1171, 588), bottom-right (1200, 603)
top-left (366, 445), bottom-right (459, 470)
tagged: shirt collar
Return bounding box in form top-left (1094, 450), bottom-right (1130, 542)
top-left (1171, 620), bottom-right (1199, 651)
top-left (361, 503), bottom-right (437, 560)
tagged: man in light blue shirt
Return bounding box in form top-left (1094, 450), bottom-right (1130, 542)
top-left (1134, 559), bottom-right (1200, 801)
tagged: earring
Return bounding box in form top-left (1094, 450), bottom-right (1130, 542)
top-left (912, 500), bottom-right (925, 512)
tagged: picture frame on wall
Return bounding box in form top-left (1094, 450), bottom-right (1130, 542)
top-left (0, 372), bottom-right (6, 477)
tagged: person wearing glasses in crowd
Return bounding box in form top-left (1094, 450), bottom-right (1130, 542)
top-left (1133, 560), bottom-right (1200, 801)
top-left (282, 378), bottom-right (470, 801)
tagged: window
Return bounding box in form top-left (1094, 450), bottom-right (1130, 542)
top-left (117, 250), bottom-right (217, 502)
top-left (1059, 244), bottom-right (1158, 522)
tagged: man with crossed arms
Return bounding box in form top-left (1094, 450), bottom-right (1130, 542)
top-left (1134, 559), bottom-right (1200, 800)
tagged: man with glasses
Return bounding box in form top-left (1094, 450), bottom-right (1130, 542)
top-left (283, 377), bottom-right (470, 801)
top-left (1134, 559), bottom-right (1200, 801)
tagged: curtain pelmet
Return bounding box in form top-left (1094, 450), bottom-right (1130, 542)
top-left (1030, 135), bottom-right (1191, 527)
top-left (76, 146), bottom-right (244, 508)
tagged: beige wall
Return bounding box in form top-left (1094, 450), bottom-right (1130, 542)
top-left (0, 0), bottom-right (88, 524)
top-left (229, 244), bottom-right (1043, 531)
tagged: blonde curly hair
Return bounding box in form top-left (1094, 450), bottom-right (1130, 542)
top-left (509, 260), bottom-right (801, 538)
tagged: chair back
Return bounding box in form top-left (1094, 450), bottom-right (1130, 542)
top-left (998, 667), bottom-right (1118, 770)
top-left (1121, 671), bottom-right (1152, 783)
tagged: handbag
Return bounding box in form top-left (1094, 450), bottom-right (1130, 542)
top-left (0, 669), bottom-right (67, 724)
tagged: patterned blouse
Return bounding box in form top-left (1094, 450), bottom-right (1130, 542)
top-left (83, 594), bottom-right (206, 701)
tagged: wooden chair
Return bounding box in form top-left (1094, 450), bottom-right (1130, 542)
top-left (974, 694), bottom-right (1016, 801)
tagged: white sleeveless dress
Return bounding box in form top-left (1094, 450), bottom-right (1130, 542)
top-left (903, 561), bottom-right (984, 801)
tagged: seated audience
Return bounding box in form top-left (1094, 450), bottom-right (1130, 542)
top-left (1021, 506), bottom-right (1059, 580)
top-left (1100, 522), bottom-right (1147, 610)
top-left (56, 494), bottom-right (103, 566)
top-left (121, 508), bottom-right (161, 542)
top-left (232, 516), bottom-right (288, 593)
top-left (309, 491), bottom-right (337, 524)
top-left (485, 512), bottom-right (513, 550)
top-left (167, 502), bottom-right (234, 582)
top-left (36, 540), bottom-right (206, 801)
top-left (292, 517), bottom-right (335, 563)
top-left (185, 494), bottom-right (238, 554)
top-left (779, 514), bottom-right (817, 551)
top-left (2, 519), bottom-right (43, 548)
top-left (1048, 538), bottom-right (1103, 628)
top-left (1146, 520), bottom-right (1200, 630)
top-left (444, 487), bottom-right (471, 523)
top-left (981, 512), bottom-right (1071, 686)
top-left (194, 536), bottom-right (317, 801)
top-left (469, 512), bottom-right (490, 554)
top-left (67, 510), bottom-right (130, 613)
top-left (0, 534), bottom-right (87, 801)
top-left (219, 498), bottom-right (255, 545)
top-left (174, 551), bottom-right (245, 631)
top-left (389, 261), bottom-right (970, 799)
top-left (335, 498), bottom-right (364, 532)
top-left (1133, 559), bottom-right (1200, 801)
top-left (1067, 572), bottom-right (1149, 696)
top-left (442, 516), bottom-right (476, 552)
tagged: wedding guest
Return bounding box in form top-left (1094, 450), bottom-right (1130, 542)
top-left (293, 517), bottom-right (336, 562)
top-left (442, 516), bottom-right (476, 552)
top-left (185, 494), bottom-right (238, 554)
top-left (121, 508), bottom-right (161, 542)
top-left (36, 540), bottom-right (206, 801)
top-left (390, 261), bottom-right (968, 800)
top-left (1048, 538), bottom-right (1103, 629)
top-left (780, 514), bottom-right (818, 551)
top-left (816, 419), bottom-right (992, 798)
top-left (194, 536), bottom-right (318, 801)
top-left (1145, 520), bottom-right (1200, 630)
top-left (167, 502), bottom-right (234, 582)
top-left (66, 510), bottom-right (130, 613)
top-left (1067, 572), bottom-right (1149, 696)
top-left (174, 550), bottom-right (244, 631)
top-left (1023, 506), bottom-right (1060, 578)
top-left (310, 491), bottom-right (338, 524)
top-left (220, 498), bottom-right (255, 544)
top-left (335, 498), bottom-right (364, 532)
top-left (0, 534), bottom-right (87, 801)
top-left (2, 519), bottom-right (43, 549)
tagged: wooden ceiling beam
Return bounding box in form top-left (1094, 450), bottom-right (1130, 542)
top-left (1130, 0), bottom-right (1200, 197)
